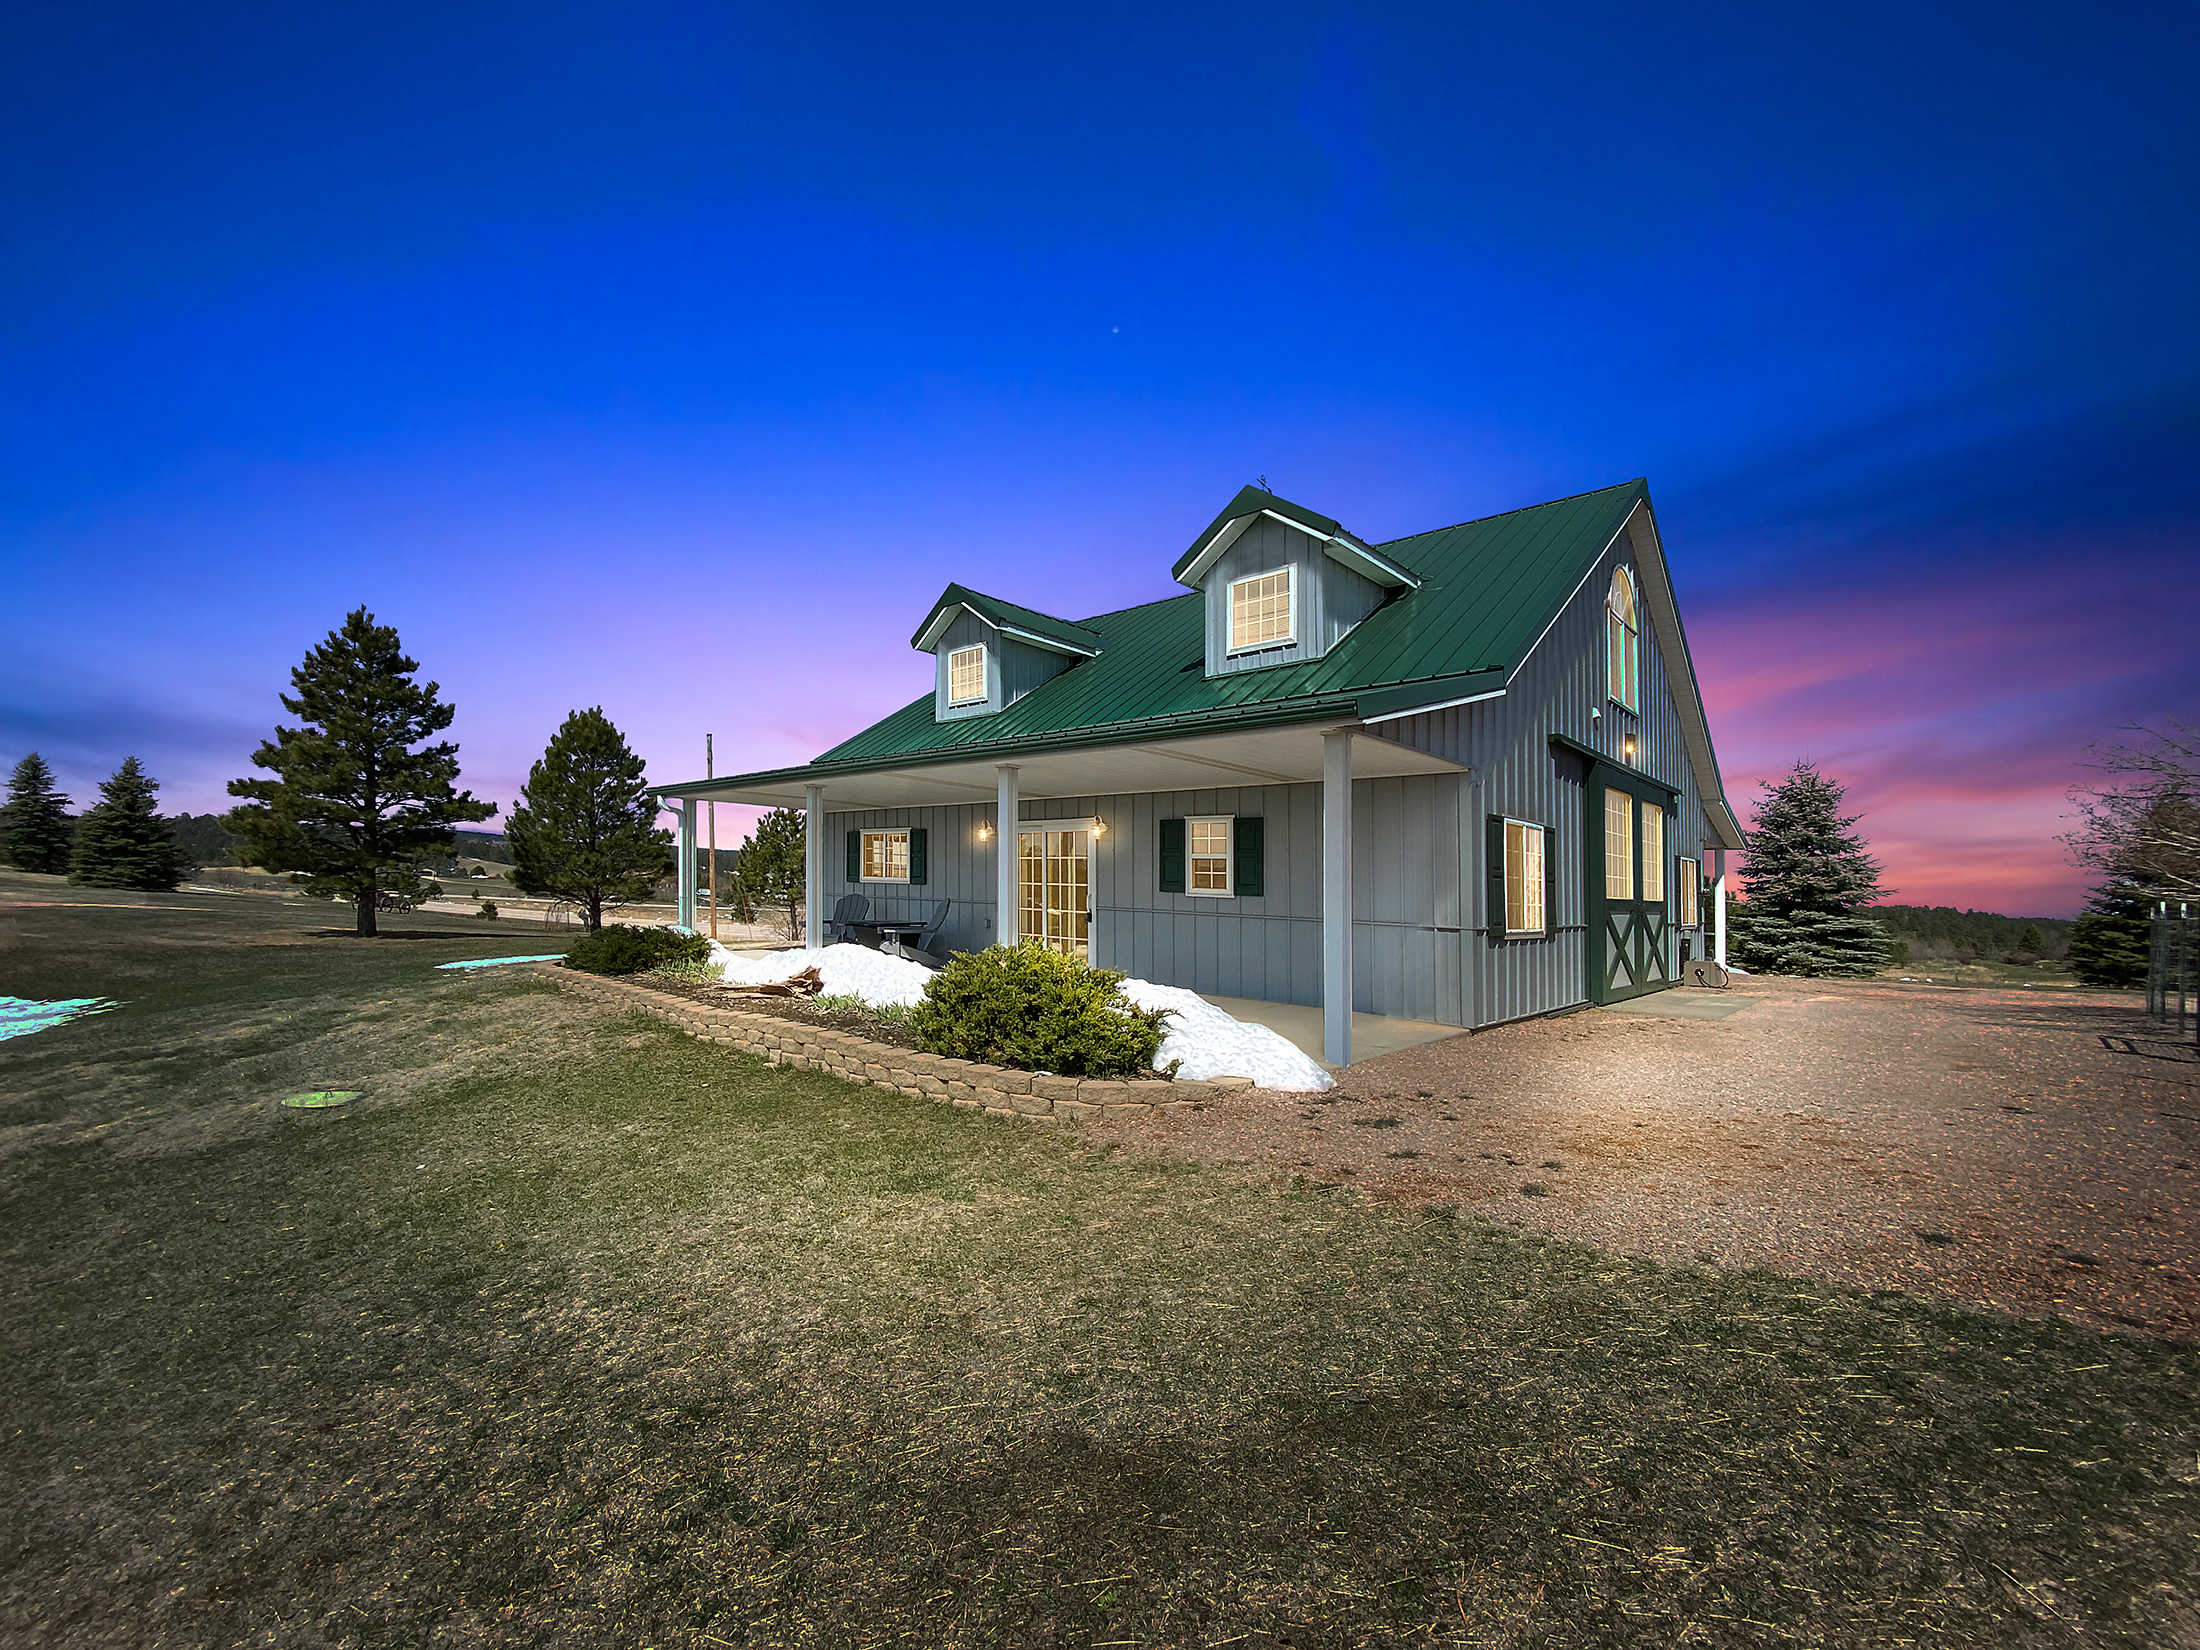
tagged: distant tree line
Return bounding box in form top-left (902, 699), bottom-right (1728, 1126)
top-left (1868, 905), bottom-right (2069, 964)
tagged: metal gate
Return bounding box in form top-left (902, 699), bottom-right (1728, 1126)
top-left (2149, 900), bottom-right (2198, 1046)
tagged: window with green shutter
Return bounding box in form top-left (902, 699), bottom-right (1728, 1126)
top-left (908, 827), bottom-right (927, 886)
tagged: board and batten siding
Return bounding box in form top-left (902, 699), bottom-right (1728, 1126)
top-left (932, 610), bottom-right (1075, 722)
top-left (1202, 515), bottom-right (1390, 678)
top-left (1368, 501), bottom-right (1710, 1025)
top-left (821, 779), bottom-right (1472, 1026)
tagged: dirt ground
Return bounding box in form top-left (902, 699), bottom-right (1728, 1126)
top-left (1093, 975), bottom-right (2200, 1340)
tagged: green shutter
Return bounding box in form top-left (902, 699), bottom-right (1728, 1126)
top-left (909, 827), bottom-right (927, 886)
top-left (1158, 817), bottom-right (1185, 893)
top-left (1544, 829), bottom-right (1556, 933)
top-left (1233, 816), bottom-right (1264, 898)
top-left (1486, 814), bottom-right (1508, 940)
top-left (846, 830), bottom-right (860, 882)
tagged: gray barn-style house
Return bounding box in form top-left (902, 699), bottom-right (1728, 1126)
top-left (660, 479), bottom-right (1746, 1066)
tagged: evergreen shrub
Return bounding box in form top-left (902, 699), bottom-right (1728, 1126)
top-left (911, 941), bottom-right (1174, 1077)
top-left (564, 924), bottom-right (708, 975)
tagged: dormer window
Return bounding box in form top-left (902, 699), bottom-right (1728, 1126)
top-left (1607, 566), bottom-right (1640, 712)
top-left (947, 644), bottom-right (987, 705)
top-left (1228, 569), bottom-right (1295, 653)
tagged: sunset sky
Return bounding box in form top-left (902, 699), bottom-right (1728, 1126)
top-left (5, 3), bottom-right (2194, 917)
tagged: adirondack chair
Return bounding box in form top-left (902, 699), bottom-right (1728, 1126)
top-left (877, 901), bottom-right (950, 962)
top-left (823, 893), bottom-right (872, 943)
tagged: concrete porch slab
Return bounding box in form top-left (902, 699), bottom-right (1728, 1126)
top-left (1200, 994), bottom-right (1469, 1072)
top-left (1599, 988), bottom-right (1758, 1020)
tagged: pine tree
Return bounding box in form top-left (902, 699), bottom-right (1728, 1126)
top-left (68, 758), bottom-right (195, 891)
top-left (1728, 760), bottom-right (1893, 977)
top-left (0, 752), bottom-right (74, 873)
top-left (2066, 882), bottom-right (2152, 987)
top-left (505, 708), bottom-right (674, 931)
top-left (225, 608), bottom-right (493, 936)
top-left (731, 808), bottom-right (808, 940)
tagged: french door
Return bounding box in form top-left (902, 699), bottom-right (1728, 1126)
top-left (1018, 828), bottom-right (1090, 960)
top-left (1587, 778), bottom-right (1672, 1003)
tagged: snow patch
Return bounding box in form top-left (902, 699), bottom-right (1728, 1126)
top-left (700, 945), bottom-right (1333, 1092)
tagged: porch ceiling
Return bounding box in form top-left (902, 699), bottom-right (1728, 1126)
top-left (673, 723), bottom-right (1464, 811)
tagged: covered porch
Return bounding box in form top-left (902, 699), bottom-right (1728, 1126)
top-left (657, 719), bottom-right (1467, 1067)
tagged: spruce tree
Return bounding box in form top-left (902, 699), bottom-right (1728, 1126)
top-left (731, 808), bottom-right (808, 940)
top-left (0, 752), bottom-right (74, 873)
top-left (225, 608), bottom-right (493, 936)
top-left (68, 758), bottom-right (194, 891)
top-left (1728, 760), bottom-right (1893, 977)
top-left (2066, 882), bottom-right (2152, 987)
top-left (505, 708), bottom-right (674, 931)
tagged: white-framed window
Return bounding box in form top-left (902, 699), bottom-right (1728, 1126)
top-left (1187, 815), bottom-right (1233, 895)
top-left (1227, 568), bottom-right (1295, 653)
top-left (1503, 819), bottom-right (1546, 936)
top-left (860, 829), bottom-right (911, 882)
top-left (1641, 804), bottom-right (1665, 902)
top-left (947, 644), bottom-right (987, 705)
top-left (1603, 788), bottom-right (1634, 900)
top-left (1678, 857), bottom-right (1700, 927)
top-left (1607, 566), bottom-right (1640, 712)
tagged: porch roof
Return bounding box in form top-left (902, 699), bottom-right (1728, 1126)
top-left (662, 711), bottom-right (1467, 812)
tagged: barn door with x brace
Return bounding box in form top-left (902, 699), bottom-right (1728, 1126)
top-left (1585, 768), bottom-right (1676, 1004)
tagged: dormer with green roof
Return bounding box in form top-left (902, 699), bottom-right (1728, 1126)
top-left (1172, 485), bottom-right (1421, 678)
top-left (910, 583), bottom-right (1105, 723)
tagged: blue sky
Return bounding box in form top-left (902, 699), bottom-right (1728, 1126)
top-left (4, 2), bottom-right (2195, 914)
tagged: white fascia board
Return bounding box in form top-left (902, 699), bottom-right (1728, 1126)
top-left (1358, 687), bottom-right (1506, 725)
top-left (912, 602), bottom-right (993, 654)
top-left (1312, 528), bottom-right (1420, 589)
top-left (997, 623), bottom-right (1099, 658)
top-left (1175, 512), bottom-right (1257, 588)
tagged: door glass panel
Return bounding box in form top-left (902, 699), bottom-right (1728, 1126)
top-left (1641, 806), bottom-right (1665, 902)
top-left (1018, 831), bottom-right (1045, 943)
top-left (1603, 789), bottom-right (1634, 901)
top-left (1018, 829), bottom-right (1089, 960)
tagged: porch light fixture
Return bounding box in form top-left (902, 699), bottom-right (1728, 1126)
top-left (1623, 733), bottom-right (1638, 763)
top-left (1090, 819), bottom-right (1106, 836)
top-left (976, 822), bottom-right (991, 842)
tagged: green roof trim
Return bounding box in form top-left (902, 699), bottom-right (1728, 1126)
top-left (909, 582), bottom-right (1106, 656)
top-left (1174, 485), bottom-right (1340, 582)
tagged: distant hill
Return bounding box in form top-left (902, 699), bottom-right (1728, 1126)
top-left (157, 818), bottom-right (518, 872)
top-left (1870, 904), bottom-right (2072, 962)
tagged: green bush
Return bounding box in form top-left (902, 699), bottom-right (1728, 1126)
top-left (911, 942), bottom-right (1173, 1077)
top-left (563, 923), bottom-right (709, 976)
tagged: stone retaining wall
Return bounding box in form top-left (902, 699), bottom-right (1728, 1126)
top-left (543, 966), bottom-right (1253, 1122)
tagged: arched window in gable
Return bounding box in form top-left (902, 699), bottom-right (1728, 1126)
top-left (1607, 566), bottom-right (1640, 713)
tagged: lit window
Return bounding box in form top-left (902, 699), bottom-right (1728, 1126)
top-left (861, 830), bottom-right (910, 882)
top-left (1641, 805), bottom-right (1664, 902)
top-left (1678, 858), bottom-right (1700, 927)
top-left (1607, 567), bottom-right (1640, 712)
top-left (947, 645), bottom-right (987, 705)
top-left (1503, 819), bottom-right (1546, 936)
top-left (1227, 569), bottom-right (1294, 652)
top-left (1604, 790), bottom-right (1634, 901)
top-left (1188, 816), bottom-right (1233, 895)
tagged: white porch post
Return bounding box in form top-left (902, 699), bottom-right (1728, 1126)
top-left (1322, 729), bottom-right (1354, 1068)
top-left (676, 800), bottom-right (697, 928)
top-left (995, 764), bottom-right (1020, 946)
top-left (1713, 846), bottom-right (1729, 969)
top-left (804, 784), bottom-right (825, 951)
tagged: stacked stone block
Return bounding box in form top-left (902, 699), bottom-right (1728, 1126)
top-left (541, 966), bottom-right (1256, 1122)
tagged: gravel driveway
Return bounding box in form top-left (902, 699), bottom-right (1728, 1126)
top-left (1093, 976), bottom-right (2200, 1340)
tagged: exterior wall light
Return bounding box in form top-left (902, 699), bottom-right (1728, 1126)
top-left (1091, 819), bottom-right (1106, 836)
top-left (976, 822), bottom-right (991, 842)
top-left (1623, 733), bottom-right (1637, 763)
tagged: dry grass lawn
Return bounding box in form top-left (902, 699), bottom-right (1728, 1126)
top-left (4, 873), bottom-right (2198, 1648)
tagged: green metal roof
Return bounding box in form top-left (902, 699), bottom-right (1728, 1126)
top-left (909, 582), bottom-right (1107, 656)
top-left (807, 477), bottom-right (1647, 770)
